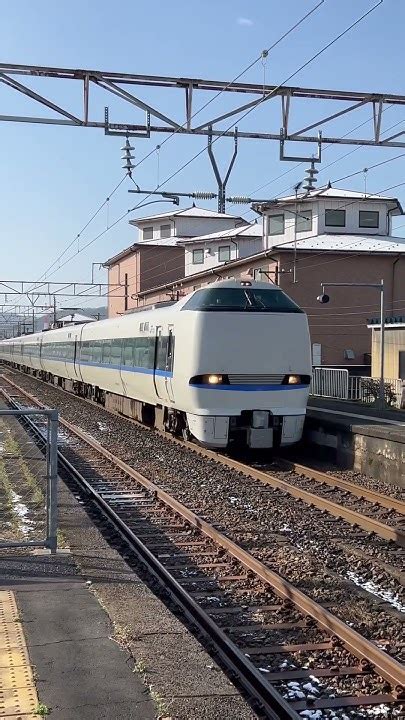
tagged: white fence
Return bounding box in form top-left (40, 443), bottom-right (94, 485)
top-left (310, 368), bottom-right (349, 400)
top-left (310, 368), bottom-right (403, 408)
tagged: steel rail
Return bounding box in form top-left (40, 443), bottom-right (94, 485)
top-left (0, 377), bottom-right (403, 694)
top-left (0, 387), bottom-right (299, 720)
top-left (2, 373), bottom-right (403, 547)
top-left (275, 459), bottom-right (405, 515)
top-left (212, 457), bottom-right (405, 548)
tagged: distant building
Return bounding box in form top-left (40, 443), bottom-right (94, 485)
top-left (53, 312), bottom-right (96, 329)
top-left (104, 205), bottom-right (245, 316)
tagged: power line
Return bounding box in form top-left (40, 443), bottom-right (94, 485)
top-left (102, 177), bottom-right (405, 297)
top-left (3, 0), bottom-right (383, 326)
top-left (101, 0), bottom-right (386, 274)
top-left (131, 1), bottom-right (327, 174)
top-left (234, 104), bottom-right (405, 220)
top-left (21, 1), bottom-right (330, 295)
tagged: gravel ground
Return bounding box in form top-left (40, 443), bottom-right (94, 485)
top-left (3, 371), bottom-right (404, 665)
top-left (257, 465), bottom-right (404, 528)
top-left (295, 460), bottom-right (404, 500)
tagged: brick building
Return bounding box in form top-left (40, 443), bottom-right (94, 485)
top-left (106, 186), bottom-right (405, 367)
top-left (132, 186), bottom-right (405, 367)
top-left (103, 206), bottom-right (246, 316)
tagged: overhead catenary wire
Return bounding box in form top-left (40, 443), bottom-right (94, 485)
top-left (8, 0), bottom-right (384, 324)
top-left (19, 0), bottom-right (330, 310)
top-left (131, 1), bottom-right (327, 174)
top-left (109, 176), bottom-right (405, 294)
top-left (73, 0), bottom-right (387, 301)
top-left (235, 108), bottom-right (405, 221)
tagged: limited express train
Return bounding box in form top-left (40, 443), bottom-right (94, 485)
top-left (0, 280), bottom-right (312, 449)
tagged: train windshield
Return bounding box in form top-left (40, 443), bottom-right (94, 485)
top-left (182, 287), bottom-right (303, 313)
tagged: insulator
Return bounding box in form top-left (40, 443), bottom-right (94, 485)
top-left (227, 196), bottom-right (251, 204)
top-left (122, 160), bottom-right (134, 171)
top-left (121, 140), bottom-right (134, 151)
top-left (192, 191), bottom-right (217, 200)
top-left (121, 153), bottom-right (134, 161)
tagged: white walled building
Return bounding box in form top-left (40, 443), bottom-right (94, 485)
top-left (256, 187), bottom-right (402, 248)
top-left (130, 205), bottom-right (247, 244)
top-left (174, 187), bottom-right (403, 277)
top-left (181, 222), bottom-right (263, 276)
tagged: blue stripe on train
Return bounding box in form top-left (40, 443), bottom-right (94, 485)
top-left (38, 356), bottom-right (173, 378)
top-left (189, 383), bottom-right (308, 392)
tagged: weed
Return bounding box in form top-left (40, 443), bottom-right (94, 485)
top-left (134, 659), bottom-right (146, 674)
top-left (149, 686), bottom-right (169, 718)
top-left (35, 702), bottom-right (50, 716)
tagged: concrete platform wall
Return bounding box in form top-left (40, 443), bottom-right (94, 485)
top-left (304, 417), bottom-right (405, 488)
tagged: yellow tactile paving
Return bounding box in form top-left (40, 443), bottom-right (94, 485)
top-left (0, 591), bottom-right (39, 718)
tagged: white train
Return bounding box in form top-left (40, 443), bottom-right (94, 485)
top-left (0, 280), bottom-right (311, 450)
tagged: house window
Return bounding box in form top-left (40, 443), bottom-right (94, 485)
top-left (268, 214), bottom-right (285, 235)
top-left (160, 224), bottom-right (171, 238)
top-left (143, 226), bottom-right (153, 240)
top-left (192, 249), bottom-right (204, 264)
top-left (325, 209), bottom-right (345, 227)
top-left (296, 208), bottom-right (312, 233)
top-left (218, 245), bottom-right (231, 262)
top-left (359, 210), bottom-right (379, 228)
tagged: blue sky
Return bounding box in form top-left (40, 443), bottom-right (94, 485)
top-left (1, 0), bottom-right (405, 308)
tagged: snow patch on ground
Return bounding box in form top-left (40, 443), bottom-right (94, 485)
top-left (347, 570), bottom-right (405, 612)
top-left (10, 490), bottom-right (35, 536)
top-left (228, 495), bottom-right (254, 511)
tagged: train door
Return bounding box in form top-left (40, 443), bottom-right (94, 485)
top-left (154, 326), bottom-right (175, 404)
top-left (74, 326), bottom-right (85, 383)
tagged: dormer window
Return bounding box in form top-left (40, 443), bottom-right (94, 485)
top-left (143, 226), bottom-right (153, 240)
top-left (268, 214), bottom-right (285, 235)
top-left (325, 209), bottom-right (345, 227)
top-left (359, 210), bottom-right (379, 228)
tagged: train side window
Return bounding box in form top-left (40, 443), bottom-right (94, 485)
top-left (101, 339), bottom-right (111, 365)
top-left (92, 341), bottom-right (102, 363)
top-left (122, 339), bottom-right (133, 366)
top-left (80, 341), bottom-right (90, 362)
top-left (111, 339), bottom-right (122, 365)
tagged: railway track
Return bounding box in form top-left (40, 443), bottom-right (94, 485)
top-left (1, 376), bottom-right (404, 718)
top-left (199, 450), bottom-right (405, 549)
top-left (4, 368), bottom-right (404, 549)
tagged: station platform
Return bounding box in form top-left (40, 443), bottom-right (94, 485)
top-left (0, 553), bottom-right (155, 720)
top-left (304, 397), bottom-right (404, 488)
top-left (308, 396), bottom-right (405, 429)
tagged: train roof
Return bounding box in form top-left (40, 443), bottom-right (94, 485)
top-left (1, 279), bottom-right (289, 343)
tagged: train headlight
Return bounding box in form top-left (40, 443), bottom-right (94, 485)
top-left (207, 374), bottom-right (223, 384)
top-left (287, 374), bottom-right (301, 384)
top-left (189, 374), bottom-right (229, 386)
